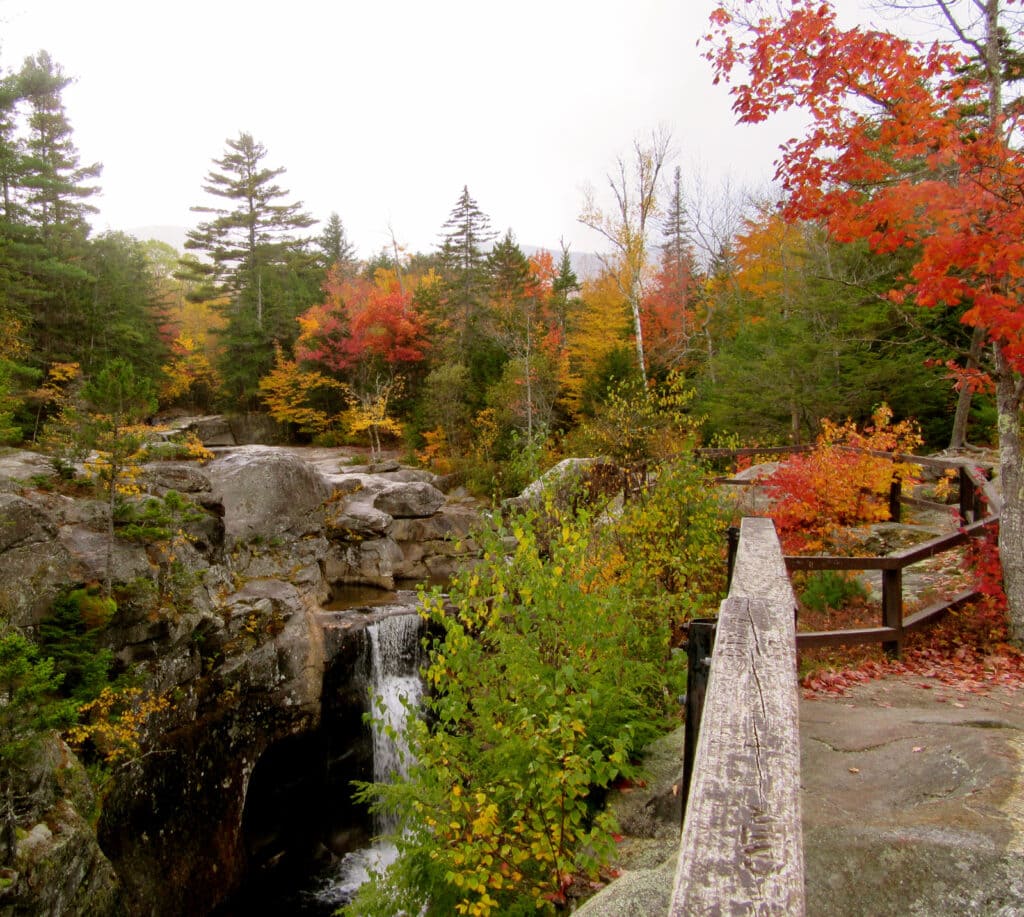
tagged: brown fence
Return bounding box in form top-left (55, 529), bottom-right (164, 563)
top-left (704, 449), bottom-right (1000, 657)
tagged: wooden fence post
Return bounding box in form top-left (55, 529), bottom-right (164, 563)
top-left (726, 525), bottom-right (740, 591)
top-left (959, 466), bottom-right (975, 523)
top-left (682, 618), bottom-right (717, 821)
top-left (881, 567), bottom-right (903, 657)
top-left (889, 477), bottom-right (901, 523)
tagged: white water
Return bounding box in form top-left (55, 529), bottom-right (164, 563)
top-left (309, 612), bottom-right (422, 909)
top-left (367, 613), bottom-right (424, 805)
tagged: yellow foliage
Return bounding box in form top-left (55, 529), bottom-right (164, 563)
top-left (68, 686), bottom-right (172, 765)
top-left (257, 344), bottom-right (349, 433)
top-left (159, 333), bottom-right (221, 406)
top-left (566, 273), bottom-right (631, 404)
top-left (417, 426), bottom-right (454, 475)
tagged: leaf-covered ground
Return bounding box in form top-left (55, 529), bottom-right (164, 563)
top-left (800, 596), bottom-right (1024, 698)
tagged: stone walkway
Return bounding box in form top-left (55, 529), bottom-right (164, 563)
top-left (578, 676), bottom-right (1024, 916)
top-left (802, 676), bottom-right (1024, 916)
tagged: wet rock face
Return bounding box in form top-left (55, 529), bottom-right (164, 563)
top-left (0, 445), bottom-right (482, 916)
top-left (97, 579), bottom-right (327, 914)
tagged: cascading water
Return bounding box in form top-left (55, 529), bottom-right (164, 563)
top-left (368, 612), bottom-right (423, 801)
top-left (307, 610), bottom-right (424, 910)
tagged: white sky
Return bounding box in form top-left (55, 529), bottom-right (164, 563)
top-left (1, 0), bottom-right (873, 259)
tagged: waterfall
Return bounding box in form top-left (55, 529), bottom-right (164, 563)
top-left (366, 612), bottom-right (423, 818)
top-left (304, 611), bottom-right (423, 910)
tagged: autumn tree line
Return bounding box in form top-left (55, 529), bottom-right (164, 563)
top-left (0, 41), bottom-right (1000, 498)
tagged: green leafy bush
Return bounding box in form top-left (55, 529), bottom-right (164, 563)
top-left (348, 506), bottom-right (681, 916)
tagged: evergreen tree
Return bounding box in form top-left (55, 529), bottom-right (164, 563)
top-left (77, 232), bottom-right (170, 380)
top-left (6, 53), bottom-right (101, 366)
top-left (17, 52), bottom-right (100, 251)
top-left (437, 185), bottom-right (496, 360)
top-left (317, 211), bottom-right (356, 277)
top-left (549, 242), bottom-right (582, 343)
top-left (486, 229), bottom-right (531, 303)
top-left (81, 358), bottom-right (158, 594)
top-left (184, 132), bottom-right (317, 406)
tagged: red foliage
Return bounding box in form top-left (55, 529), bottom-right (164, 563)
top-left (801, 598), bottom-right (1024, 698)
top-left (765, 407), bottom-right (921, 552)
top-left (296, 267), bottom-right (427, 376)
top-left (705, 0), bottom-right (1024, 371)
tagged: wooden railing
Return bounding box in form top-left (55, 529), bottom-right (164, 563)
top-left (671, 517), bottom-right (804, 915)
top-left (704, 448), bottom-right (1001, 656)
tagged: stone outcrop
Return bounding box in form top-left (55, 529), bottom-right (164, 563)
top-left (207, 446), bottom-right (331, 539)
top-left (0, 444), bottom-right (483, 915)
top-left (1, 735), bottom-right (122, 915)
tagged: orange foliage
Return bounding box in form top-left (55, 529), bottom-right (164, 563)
top-left (706, 0), bottom-right (1024, 369)
top-left (767, 404), bottom-right (923, 552)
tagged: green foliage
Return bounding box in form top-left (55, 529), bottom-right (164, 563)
top-left (572, 371), bottom-right (700, 464)
top-left (114, 490), bottom-right (204, 544)
top-left (601, 455), bottom-right (729, 639)
top-left (799, 571), bottom-right (868, 613)
top-left (37, 587), bottom-right (116, 704)
top-left (347, 503), bottom-right (692, 916)
top-left (0, 631), bottom-right (73, 762)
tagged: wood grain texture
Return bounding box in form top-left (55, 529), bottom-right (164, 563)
top-left (670, 518), bottom-right (804, 916)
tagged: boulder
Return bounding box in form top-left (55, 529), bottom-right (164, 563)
top-left (207, 447), bottom-right (331, 539)
top-left (0, 448), bottom-right (55, 491)
top-left (325, 500), bottom-right (393, 540)
top-left (373, 481), bottom-right (446, 518)
top-left (340, 459), bottom-right (401, 475)
top-left (139, 461), bottom-right (213, 496)
top-left (325, 537), bottom-right (405, 589)
top-left (502, 457), bottom-right (606, 513)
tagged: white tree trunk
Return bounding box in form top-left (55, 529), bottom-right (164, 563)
top-left (995, 344), bottom-right (1024, 646)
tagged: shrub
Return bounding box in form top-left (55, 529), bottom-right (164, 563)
top-left (799, 571), bottom-right (868, 613)
top-left (766, 404), bottom-right (922, 552)
top-left (348, 505), bottom-right (682, 916)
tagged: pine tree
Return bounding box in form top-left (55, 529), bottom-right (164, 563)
top-left (77, 232), bottom-right (169, 379)
top-left (437, 185), bottom-right (496, 359)
top-left (550, 242), bottom-right (582, 342)
top-left (184, 132), bottom-right (317, 405)
top-left (317, 211), bottom-right (357, 277)
top-left (8, 53), bottom-right (102, 366)
top-left (17, 52), bottom-right (100, 252)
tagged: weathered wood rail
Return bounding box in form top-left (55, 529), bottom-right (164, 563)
top-left (670, 517), bottom-right (804, 915)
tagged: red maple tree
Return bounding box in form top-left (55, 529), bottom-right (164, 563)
top-left (706, 0), bottom-right (1024, 644)
top-left (296, 267), bottom-right (427, 382)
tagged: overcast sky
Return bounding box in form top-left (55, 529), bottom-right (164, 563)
top-left (1, 0), bottom-right (874, 259)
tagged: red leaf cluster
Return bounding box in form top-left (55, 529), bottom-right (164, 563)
top-left (801, 599), bottom-right (1024, 698)
top-left (705, 0), bottom-right (1024, 369)
top-left (296, 267), bottom-right (427, 375)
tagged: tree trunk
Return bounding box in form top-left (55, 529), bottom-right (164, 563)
top-left (994, 343), bottom-right (1024, 646)
top-left (949, 325), bottom-right (986, 450)
top-left (629, 279), bottom-right (648, 387)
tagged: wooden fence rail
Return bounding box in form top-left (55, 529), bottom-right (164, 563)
top-left (671, 517), bottom-right (804, 916)
top-left (703, 449), bottom-right (1000, 656)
